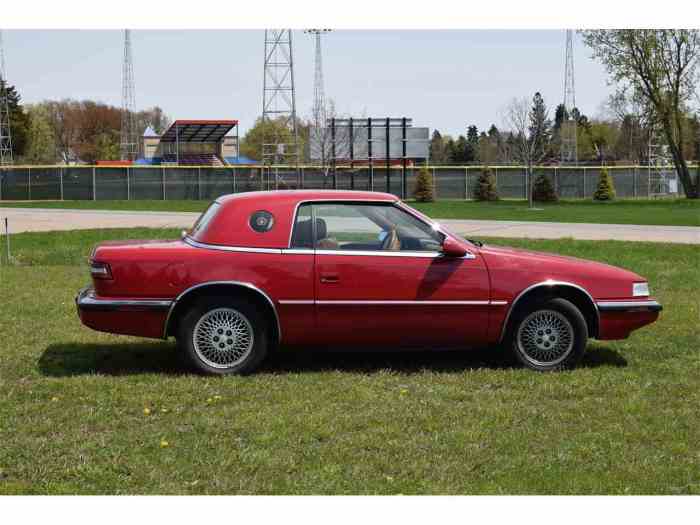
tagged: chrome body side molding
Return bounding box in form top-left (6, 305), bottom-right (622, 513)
top-left (497, 280), bottom-right (599, 343)
top-left (279, 299), bottom-right (506, 306)
top-left (163, 280), bottom-right (282, 343)
top-left (183, 236), bottom-right (283, 254)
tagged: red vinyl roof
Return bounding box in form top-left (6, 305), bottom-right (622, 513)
top-left (159, 119), bottom-right (239, 143)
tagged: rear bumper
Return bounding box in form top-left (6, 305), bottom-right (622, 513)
top-left (595, 299), bottom-right (662, 340)
top-left (75, 286), bottom-right (172, 339)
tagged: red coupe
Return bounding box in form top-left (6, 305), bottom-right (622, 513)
top-left (76, 190), bottom-right (661, 374)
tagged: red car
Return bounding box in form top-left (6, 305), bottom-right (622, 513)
top-left (76, 190), bottom-right (661, 374)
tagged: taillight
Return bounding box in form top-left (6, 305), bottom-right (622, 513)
top-left (90, 260), bottom-right (113, 280)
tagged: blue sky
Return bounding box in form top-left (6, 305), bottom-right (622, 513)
top-left (3, 29), bottom-right (612, 136)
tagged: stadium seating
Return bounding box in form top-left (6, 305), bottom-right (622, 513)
top-left (160, 153), bottom-right (225, 166)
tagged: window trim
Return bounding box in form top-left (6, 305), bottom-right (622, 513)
top-left (287, 199), bottom-right (474, 258)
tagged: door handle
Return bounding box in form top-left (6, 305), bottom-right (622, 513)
top-left (320, 273), bottom-right (340, 284)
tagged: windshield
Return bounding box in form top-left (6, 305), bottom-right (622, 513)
top-left (189, 202), bottom-right (221, 239)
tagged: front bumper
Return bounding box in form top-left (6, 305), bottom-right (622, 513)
top-left (595, 299), bottom-right (662, 340)
top-left (596, 300), bottom-right (663, 313)
top-left (75, 286), bottom-right (173, 339)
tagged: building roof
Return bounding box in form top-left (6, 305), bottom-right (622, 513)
top-left (159, 119), bottom-right (239, 143)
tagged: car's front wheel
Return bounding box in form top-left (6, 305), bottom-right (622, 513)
top-left (177, 298), bottom-right (269, 375)
top-left (509, 297), bottom-right (587, 371)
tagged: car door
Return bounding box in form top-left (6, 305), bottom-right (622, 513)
top-left (310, 202), bottom-right (492, 348)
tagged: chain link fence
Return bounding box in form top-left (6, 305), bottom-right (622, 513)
top-left (0, 165), bottom-right (693, 201)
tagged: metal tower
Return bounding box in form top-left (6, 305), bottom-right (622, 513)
top-left (120, 29), bottom-right (138, 161)
top-left (0, 30), bottom-right (13, 165)
top-left (261, 30), bottom-right (299, 168)
top-left (561, 29), bottom-right (578, 164)
top-left (305, 29), bottom-right (331, 166)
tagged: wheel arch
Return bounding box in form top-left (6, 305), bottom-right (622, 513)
top-left (499, 281), bottom-right (599, 342)
top-left (164, 281), bottom-right (281, 345)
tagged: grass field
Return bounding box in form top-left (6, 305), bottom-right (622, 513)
top-left (0, 228), bottom-right (698, 494)
top-left (2, 198), bottom-right (699, 226)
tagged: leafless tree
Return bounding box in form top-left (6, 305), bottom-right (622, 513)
top-left (503, 97), bottom-right (549, 208)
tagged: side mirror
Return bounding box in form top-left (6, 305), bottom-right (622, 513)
top-left (441, 236), bottom-right (468, 258)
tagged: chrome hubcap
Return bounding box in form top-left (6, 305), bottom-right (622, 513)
top-left (517, 309), bottom-right (574, 366)
top-left (192, 308), bottom-right (254, 369)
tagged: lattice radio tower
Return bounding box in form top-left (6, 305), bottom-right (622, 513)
top-left (262, 30), bottom-right (299, 168)
top-left (305, 29), bottom-right (331, 167)
top-left (561, 29), bottom-right (578, 164)
top-left (0, 30), bottom-right (13, 165)
top-left (120, 29), bottom-right (138, 161)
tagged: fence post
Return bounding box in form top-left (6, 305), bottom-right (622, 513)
top-left (633, 166), bottom-right (638, 198)
top-left (582, 167), bottom-right (586, 198)
top-left (464, 167), bottom-right (469, 200)
top-left (126, 168), bottom-right (130, 200)
top-left (91, 167), bottom-right (96, 201)
top-left (494, 167), bottom-right (499, 194)
top-left (60, 168), bottom-right (64, 200)
top-left (28, 167), bottom-right (32, 200)
top-left (197, 167), bottom-right (202, 199)
top-left (554, 167), bottom-right (559, 197)
top-left (300, 166), bottom-right (304, 190)
top-left (162, 168), bottom-right (166, 200)
top-left (432, 168), bottom-right (437, 199)
top-left (232, 167), bottom-right (236, 195)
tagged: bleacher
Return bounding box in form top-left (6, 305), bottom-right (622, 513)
top-left (160, 153), bottom-right (225, 166)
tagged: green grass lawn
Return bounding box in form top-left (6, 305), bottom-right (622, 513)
top-left (2, 198), bottom-right (699, 226)
top-left (0, 228), bottom-right (698, 494)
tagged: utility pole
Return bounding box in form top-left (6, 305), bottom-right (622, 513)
top-left (561, 29), bottom-right (578, 164)
top-left (0, 30), bottom-right (13, 165)
top-left (120, 29), bottom-right (138, 161)
top-left (262, 30), bottom-right (299, 174)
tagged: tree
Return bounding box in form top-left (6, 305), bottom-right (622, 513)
top-left (528, 92), bottom-right (552, 162)
top-left (532, 173), bottom-right (558, 202)
top-left (413, 165), bottom-right (435, 202)
top-left (581, 30), bottom-right (700, 198)
top-left (240, 117), bottom-right (294, 161)
top-left (593, 167), bottom-right (616, 200)
top-left (429, 130), bottom-right (449, 164)
top-left (22, 104), bottom-right (57, 164)
top-left (135, 106), bottom-right (171, 136)
top-left (504, 93), bottom-right (552, 208)
top-left (474, 165), bottom-right (499, 201)
top-left (466, 125), bottom-right (479, 162)
top-left (0, 80), bottom-right (30, 158)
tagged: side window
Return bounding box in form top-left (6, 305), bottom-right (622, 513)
top-left (313, 203), bottom-right (383, 250)
top-left (290, 203), bottom-right (314, 249)
top-left (312, 203), bottom-right (443, 252)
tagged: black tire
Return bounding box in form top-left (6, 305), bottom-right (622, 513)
top-left (176, 297), bottom-right (269, 375)
top-left (508, 297), bottom-right (587, 371)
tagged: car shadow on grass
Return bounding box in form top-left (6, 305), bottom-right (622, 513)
top-left (38, 341), bottom-right (627, 377)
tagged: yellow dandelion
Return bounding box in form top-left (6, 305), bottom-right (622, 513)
top-left (160, 408), bottom-right (169, 413)
top-left (206, 398), bottom-right (213, 404)
top-left (160, 439), bottom-right (169, 448)
top-left (143, 407), bottom-right (151, 415)
top-left (213, 395), bottom-right (222, 400)
top-left (399, 389), bottom-right (409, 396)
top-left (51, 397), bottom-right (59, 402)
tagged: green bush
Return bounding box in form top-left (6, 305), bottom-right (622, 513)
top-left (474, 166), bottom-right (499, 201)
top-left (413, 165), bottom-right (435, 202)
top-left (593, 167), bottom-right (616, 201)
top-left (532, 173), bottom-right (558, 202)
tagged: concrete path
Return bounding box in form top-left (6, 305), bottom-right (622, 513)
top-left (0, 207), bottom-right (698, 244)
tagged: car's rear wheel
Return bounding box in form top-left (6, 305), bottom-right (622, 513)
top-left (509, 297), bottom-right (587, 371)
top-left (177, 297), bottom-right (268, 375)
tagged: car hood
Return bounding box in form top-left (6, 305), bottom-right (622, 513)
top-left (478, 243), bottom-right (644, 282)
